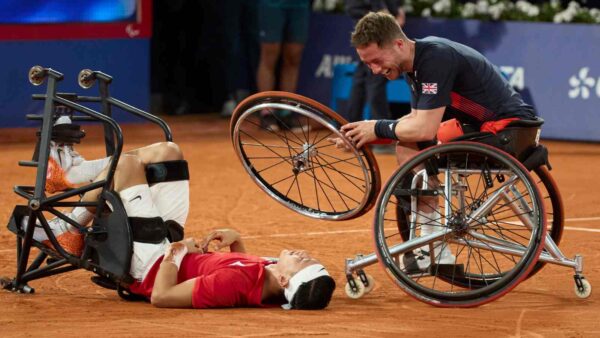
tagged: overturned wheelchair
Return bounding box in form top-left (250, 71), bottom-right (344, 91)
top-left (230, 91), bottom-right (591, 307)
top-left (2, 66), bottom-right (187, 298)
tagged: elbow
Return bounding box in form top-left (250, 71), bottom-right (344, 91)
top-left (151, 292), bottom-right (169, 308)
top-left (416, 128), bottom-right (438, 142)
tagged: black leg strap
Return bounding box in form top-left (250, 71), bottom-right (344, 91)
top-left (130, 217), bottom-right (169, 244)
top-left (145, 160), bottom-right (190, 185)
top-left (166, 220), bottom-right (184, 242)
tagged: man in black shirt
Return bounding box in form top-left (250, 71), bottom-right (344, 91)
top-left (343, 1), bottom-right (404, 126)
top-left (338, 11), bottom-right (536, 153)
top-left (334, 11), bottom-right (537, 271)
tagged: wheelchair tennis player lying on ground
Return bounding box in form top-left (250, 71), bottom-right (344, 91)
top-left (19, 129), bottom-right (335, 310)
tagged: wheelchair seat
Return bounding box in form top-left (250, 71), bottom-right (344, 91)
top-left (451, 117), bottom-right (544, 164)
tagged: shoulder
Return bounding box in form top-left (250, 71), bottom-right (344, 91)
top-left (415, 38), bottom-right (460, 72)
top-left (417, 37), bottom-right (456, 59)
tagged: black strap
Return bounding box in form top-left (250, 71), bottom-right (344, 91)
top-left (166, 220), bottom-right (184, 242)
top-left (145, 160), bottom-right (189, 185)
top-left (129, 217), bottom-right (168, 244)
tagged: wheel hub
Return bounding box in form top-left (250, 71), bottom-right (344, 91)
top-left (292, 143), bottom-right (318, 175)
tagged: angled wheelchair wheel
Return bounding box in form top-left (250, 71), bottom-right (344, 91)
top-left (230, 91), bottom-right (381, 220)
top-left (373, 142), bottom-right (546, 307)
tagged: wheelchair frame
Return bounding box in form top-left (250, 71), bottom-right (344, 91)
top-left (230, 91), bottom-right (591, 307)
top-left (2, 66), bottom-right (172, 296)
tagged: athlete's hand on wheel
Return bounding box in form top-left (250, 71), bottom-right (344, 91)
top-left (341, 120), bottom-right (377, 149)
top-left (201, 229), bottom-right (241, 252)
top-left (327, 137), bottom-right (353, 152)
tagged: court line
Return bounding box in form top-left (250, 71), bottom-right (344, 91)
top-left (245, 216), bottom-right (600, 239)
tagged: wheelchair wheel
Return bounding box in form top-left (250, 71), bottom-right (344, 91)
top-left (374, 142), bottom-right (546, 307)
top-left (230, 91), bottom-right (381, 220)
top-left (434, 165), bottom-right (564, 289)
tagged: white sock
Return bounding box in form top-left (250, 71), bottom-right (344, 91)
top-left (68, 207), bottom-right (94, 233)
top-left (66, 157), bottom-right (111, 184)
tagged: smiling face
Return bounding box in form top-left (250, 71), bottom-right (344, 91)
top-left (356, 41), bottom-right (406, 80)
top-left (275, 249), bottom-right (321, 282)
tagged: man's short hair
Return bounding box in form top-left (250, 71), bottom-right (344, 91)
top-left (290, 275), bottom-right (336, 310)
top-left (351, 12), bottom-right (407, 48)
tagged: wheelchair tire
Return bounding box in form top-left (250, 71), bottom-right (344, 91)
top-left (373, 142), bottom-right (546, 307)
top-left (230, 91), bottom-right (381, 221)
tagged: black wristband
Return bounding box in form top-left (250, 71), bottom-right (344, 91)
top-left (374, 120), bottom-right (399, 140)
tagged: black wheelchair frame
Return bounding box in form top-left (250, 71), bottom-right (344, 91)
top-left (2, 66), bottom-right (172, 298)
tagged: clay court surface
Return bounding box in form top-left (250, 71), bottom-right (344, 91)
top-left (1, 115), bottom-right (599, 337)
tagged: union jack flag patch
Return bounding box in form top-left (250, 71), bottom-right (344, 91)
top-left (422, 83), bottom-right (438, 94)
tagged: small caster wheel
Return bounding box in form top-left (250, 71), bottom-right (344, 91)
top-left (78, 69), bottom-right (95, 89)
top-left (345, 277), bottom-right (365, 299)
top-left (574, 277), bottom-right (591, 299)
top-left (361, 274), bottom-right (376, 294)
top-left (29, 65), bottom-right (46, 86)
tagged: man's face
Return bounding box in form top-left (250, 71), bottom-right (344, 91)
top-left (356, 41), bottom-right (403, 80)
top-left (277, 249), bottom-right (320, 277)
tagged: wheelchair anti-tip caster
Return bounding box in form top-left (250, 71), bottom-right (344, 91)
top-left (78, 69), bottom-right (95, 89)
top-left (345, 272), bottom-right (375, 299)
top-left (574, 275), bottom-right (592, 299)
top-left (28, 65), bottom-right (46, 86)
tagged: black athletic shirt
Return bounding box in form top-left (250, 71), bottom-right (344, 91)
top-left (405, 36), bottom-right (536, 126)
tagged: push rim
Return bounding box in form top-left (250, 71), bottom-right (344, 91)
top-left (231, 91), bottom-right (381, 220)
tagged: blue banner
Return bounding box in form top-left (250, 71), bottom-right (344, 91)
top-left (0, 39), bottom-right (149, 129)
top-left (297, 13), bottom-right (600, 141)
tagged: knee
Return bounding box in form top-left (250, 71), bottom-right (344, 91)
top-left (259, 44), bottom-right (281, 68)
top-left (150, 292), bottom-right (168, 308)
top-left (146, 142), bottom-right (184, 162)
top-left (157, 142), bottom-right (184, 161)
top-left (282, 45), bottom-right (304, 68)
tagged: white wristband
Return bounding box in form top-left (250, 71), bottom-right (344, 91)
top-left (165, 244), bottom-right (188, 270)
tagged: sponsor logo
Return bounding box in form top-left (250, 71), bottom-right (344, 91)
top-left (129, 195), bottom-right (142, 203)
top-left (422, 83), bottom-right (437, 94)
top-left (314, 54), bottom-right (354, 78)
top-left (499, 66), bottom-right (525, 91)
top-left (568, 67), bottom-right (598, 100)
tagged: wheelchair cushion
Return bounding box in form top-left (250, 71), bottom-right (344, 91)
top-left (450, 124), bottom-right (541, 163)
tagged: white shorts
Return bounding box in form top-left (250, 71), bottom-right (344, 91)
top-left (120, 184), bottom-right (173, 281)
top-left (149, 180), bottom-right (189, 226)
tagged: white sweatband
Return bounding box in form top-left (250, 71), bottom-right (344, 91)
top-left (282, 264), bottom-right (330, 310)
top-left (164, 244), bottom-right (188, 270)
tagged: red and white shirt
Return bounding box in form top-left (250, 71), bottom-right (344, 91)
top-left (129, 252), bottom-right (270, 308)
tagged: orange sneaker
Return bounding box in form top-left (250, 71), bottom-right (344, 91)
top-left (42, 231), bottom-right (84, 257)
top-left (46, 156), bottom-right (76, 193)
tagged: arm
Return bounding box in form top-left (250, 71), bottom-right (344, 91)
top-left (151, 239), bottom-right (201, 308)
top-left (340, 106), bottom-right (446, 148)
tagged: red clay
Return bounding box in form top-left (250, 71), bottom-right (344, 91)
top-left (1, 115), bottom-right (598, 337)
